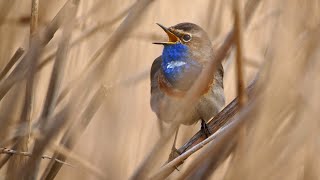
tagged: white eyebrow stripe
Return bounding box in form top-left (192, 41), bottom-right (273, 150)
top-left (167, 61), bottom-right (186, 69)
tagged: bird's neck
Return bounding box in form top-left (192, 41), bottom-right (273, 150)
top-left (161, 43), bottom-right (201, 90)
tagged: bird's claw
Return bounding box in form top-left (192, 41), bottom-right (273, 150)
top-left (201, 119), bottom-right (211, 138)
top-left (168, 146), bottom-right (182, 171)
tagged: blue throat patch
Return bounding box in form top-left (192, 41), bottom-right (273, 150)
top-left (161, 43), bottom-right (201, 88)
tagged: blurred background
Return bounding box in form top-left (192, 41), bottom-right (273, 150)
top-left (0, 0), bottom-right (320, 179)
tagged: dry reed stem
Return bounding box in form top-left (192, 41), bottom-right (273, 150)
top-left (180, 114), bottom-right (242, 179)
top-left (0, 0), bottom-right (77, 102)
top-left (21, 1), bottom-right (79, 178)
top-left (0, 152), bottom-right (12, 169)
top-left (44, 67), bottom-right (168, 178)
top-left (38, 3), bottom-right (132, 73)
top-left (0, 1), bottom-right (130, 105)
top-left (6, 2), bottom-right (41, 175)
top-left (41, 0), bottom-right (156, 179)
top-left (0, 147), bottom-right (73, 167)
top-left (150, 129), bottom-right (227, 180)
top-left (41, 86), bottom-right (106, 179)
top-left (24, 0), bottom-right (40, 145)
top-left (43, 5), bottom-right (133, 105)
top-left (0, 142), bottom-right (19, 170)
top-left (0, 48), bottom-right (24, 81)
top-left (2, 0), bottom-right (318, 179)
top-left (38, 6), bottom-right (76, 126)
top-left (179, 93), bottom-right (261, 179)
top-left (222, 2), bottom-right (320, 179)
top-left (0, 119), bottom-right (40, 148)
top-left (30, 0), bottom-right (39, 39)
top-left (19, 106), bottom-right (71, 179)
top-left (177, 84), bottom-right (253, 154)
top-left (45, 139), bottom-right (108, 180)
top-left (6, 39), bottom-right (42, 179)
top-left (0, 121), bottom-right (107, 179)
top-left (300, 42), bottom-right (320, 180)
top-left (0, 85), bottom-right (25, 146)
top-left (233, 0), bottom-right (248, 106)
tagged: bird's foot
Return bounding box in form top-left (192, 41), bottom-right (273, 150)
top-left (167, 126), bottom-right (183, 170)
top-left (168, 146), bottom-right (182, 171)
top-left (201, 119), bottom-right (211, 138)
top-left (157, 120), bottom-right (164, 136)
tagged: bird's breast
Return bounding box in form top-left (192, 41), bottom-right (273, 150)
top-left (161, 43), bottom-right (202, 90)
top-left (157, 70), bottom-right (214, 98)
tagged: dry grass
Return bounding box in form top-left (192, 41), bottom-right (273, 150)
top-left (0, 0), bottom-right (320, 179)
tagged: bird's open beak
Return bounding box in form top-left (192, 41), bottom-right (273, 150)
top-left (153, 23), bottom-right (180, 45)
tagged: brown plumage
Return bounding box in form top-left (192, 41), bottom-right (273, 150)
top-left (150, 22), bottom-right (225, 126)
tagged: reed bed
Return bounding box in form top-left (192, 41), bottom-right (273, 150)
top-left (0, 0), bottom-right (319, 179)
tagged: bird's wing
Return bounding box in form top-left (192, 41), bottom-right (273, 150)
top-left (215, 62), bottom-right (224, 88)
top-left (150, 56), bottom-right (162, 92)
top-left (150, 56), bottom-right (163, 115)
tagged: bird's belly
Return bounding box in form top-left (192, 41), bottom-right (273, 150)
top-left (157, 95), bottom-right (201, 125)
top-left (156, 92), bottom-right (224, 126)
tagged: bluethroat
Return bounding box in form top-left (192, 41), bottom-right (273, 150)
top-left (150, 23), bottom-right (225, 153)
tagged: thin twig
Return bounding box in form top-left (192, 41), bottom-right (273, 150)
top-left (0, 147), bottom-right (73, 167)
top-left (23, 0), bottom-right (40, 147)
top-left (0, 143), bottom-right (18, 170)
top-left (0, 48), bottom-right (24, 81)
top-left (234, 0), bottom-right (248, 106)
top-left (30, 0), bottom-right (39, 39)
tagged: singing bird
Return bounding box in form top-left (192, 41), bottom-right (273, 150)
top-left (150, 23), bottom-right (225, 149)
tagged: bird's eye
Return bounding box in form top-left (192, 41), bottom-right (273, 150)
top-left (182, 34), bottom-right (192, 42)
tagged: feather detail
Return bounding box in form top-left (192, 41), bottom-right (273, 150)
top-left (158, 72), bottom-right (186, 98)
top-left (157, 71), bottom-right (214, 98)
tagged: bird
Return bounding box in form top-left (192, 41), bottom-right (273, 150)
top-left (150, 22), bottom-right (225, 155)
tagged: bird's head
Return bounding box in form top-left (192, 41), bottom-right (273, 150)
top-left (154, 22), bottom-right (213, 62)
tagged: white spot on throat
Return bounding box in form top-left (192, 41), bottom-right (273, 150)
top-left (167, 61), bottom-right (186, 69)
